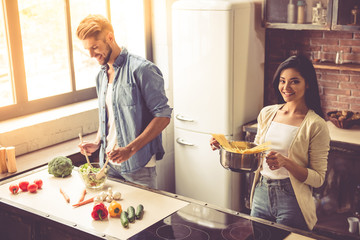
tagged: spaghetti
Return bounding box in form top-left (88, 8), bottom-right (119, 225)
top-left (212, 134), bottom-right (270, 154)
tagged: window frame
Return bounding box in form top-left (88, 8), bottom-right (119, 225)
top-left (0, 0), bottom-right (151, 121)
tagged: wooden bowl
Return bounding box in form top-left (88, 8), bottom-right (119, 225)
top-left (327, 111), bottom-right (358, 129)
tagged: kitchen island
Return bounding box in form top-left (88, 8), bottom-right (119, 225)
top-left (0, 164), bottom-right (331, 240)
top-left (0, 131), bottom-right (357, 239)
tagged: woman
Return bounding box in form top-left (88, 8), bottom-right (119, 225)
top-left (211, 55), bottom-right (330, 231)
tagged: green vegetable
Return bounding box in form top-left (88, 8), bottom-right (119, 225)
top-left (120, 211), bottom-right (129, 228)
top-left (135, 204), bottom-right (144, 220)
top-left (127, 206), bottom-right (135, 223)
top-left (48, 156), bottom-right (74, 178)
top-left (78, 163), bottom-right (106, 188)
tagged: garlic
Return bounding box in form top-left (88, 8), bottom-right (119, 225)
top-left (105, 196), bottom-right (113, 203)
top-left (112, 191), bottom-right (121, 200)
top-left (94, 195), bottom-right (102, 203)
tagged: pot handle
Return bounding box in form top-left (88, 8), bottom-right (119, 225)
top-left (176, 138), bottom-right (194, 146)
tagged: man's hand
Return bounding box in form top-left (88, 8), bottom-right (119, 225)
top-left (107, 146), bottom-right (134, 164)
top-left (78, 141), bottom-right (100, 156)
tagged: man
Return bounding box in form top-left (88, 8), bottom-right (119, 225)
top-left (77, 14), bottom-right (172, 189)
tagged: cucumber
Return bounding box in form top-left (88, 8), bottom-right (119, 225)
top-left (120, 211), bottom-right (129, 228)
top-left (127, 206), bottom-right (136, 223)
top-left (135, 204), bottom-right (144, 220)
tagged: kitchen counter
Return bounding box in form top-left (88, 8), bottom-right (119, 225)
top-left (0, 165), bottom-right (332, 240)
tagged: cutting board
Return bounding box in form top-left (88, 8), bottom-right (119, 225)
top-left (0, 166), bottom-right (189, 239)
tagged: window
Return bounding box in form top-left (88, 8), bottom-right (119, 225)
top-left (0, 2), bottom-right (11, 107)
top-left (0, 0), bottom-right (149, 121)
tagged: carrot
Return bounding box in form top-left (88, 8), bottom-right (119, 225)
top-left (78, 189), bottom-right (87, 203)
top-left (72, 196), bottom-right (95, 208)
top-left (60, 188), bottom-right (70, 203)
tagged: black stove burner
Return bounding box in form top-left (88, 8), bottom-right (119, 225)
top-left (129, 203), bottom-right (291, 240)
top-left (155, 222), bottom-right (211, 240)
top-left (221, 222), bottom-right (253, 240)
top-left (156, 224), bottom-right (191, 239)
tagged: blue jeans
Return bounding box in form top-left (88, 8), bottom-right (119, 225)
top-left (108, 165), bottom-right (157, 189)
top-left (250, 175), bottom-right (308, 230)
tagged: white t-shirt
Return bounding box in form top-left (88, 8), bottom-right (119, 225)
top-left (105, 83), bottom-right (155, 167)
top-left (260, 121), bottom-right (299, 179)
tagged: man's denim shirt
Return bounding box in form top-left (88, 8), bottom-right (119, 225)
top-left (96, 48), bottom-right (172, 173)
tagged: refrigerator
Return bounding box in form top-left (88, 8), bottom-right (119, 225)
top-left (172, 0), bottom-right (265, 212)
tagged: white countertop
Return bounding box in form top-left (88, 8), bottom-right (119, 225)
top-left (326, 121), bottom-right (360, 146)
top-left (0, 166), bottom-right (189, 239)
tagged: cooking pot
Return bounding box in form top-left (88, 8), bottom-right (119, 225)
top-left (219, 142), bottom-right (263, 173)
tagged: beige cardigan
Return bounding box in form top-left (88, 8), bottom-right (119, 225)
top-left (250, 104), bottom-right (330, 230)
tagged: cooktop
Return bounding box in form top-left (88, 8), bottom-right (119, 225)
top-left (129, 203), bottom-right (292, 240)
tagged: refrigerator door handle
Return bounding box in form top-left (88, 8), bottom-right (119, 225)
top-left (176, 114), bottom-right (194, 122)
top-left (176, 138), bottom-right (195, 146)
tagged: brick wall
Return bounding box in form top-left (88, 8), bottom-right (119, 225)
top-left (264, 29), bottom-right (360, 115)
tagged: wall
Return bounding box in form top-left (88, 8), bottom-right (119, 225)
top-left (0, 100), bottom-right (98, 156)
top-left (264, 29), bottom-right (360, 114)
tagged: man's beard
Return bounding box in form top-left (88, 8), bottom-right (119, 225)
top-left (101, 43), bottom-right (112, 65)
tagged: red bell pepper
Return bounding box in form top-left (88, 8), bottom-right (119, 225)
top-left (9, 184), bottom-right (19, 194)
top-left (91, 203), bottom-right (108, 221)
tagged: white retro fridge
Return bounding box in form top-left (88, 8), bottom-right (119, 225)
top-left (172, 0), bottom-right (265, 212)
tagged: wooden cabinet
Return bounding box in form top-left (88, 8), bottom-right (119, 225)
top-left (264, 0), bottom-right (332, 30)
top-left (313, 142), bottom-right (360, 239)
top-left (0, 207), bottom-right (34, 240)
top-left (332, 0), bottom-right (360, 31)
top-left (264, 0), bottom-right (360, 31)
top-left (0, 200), bottom-right (104, 240)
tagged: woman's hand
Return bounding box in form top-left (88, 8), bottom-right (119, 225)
top-left (210, 137), bottom-right (221, 151)
top-left (265, 150), bottom-right (288, 170)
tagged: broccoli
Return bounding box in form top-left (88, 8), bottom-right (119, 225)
top-left (48, 156), bottom-right (74, 177)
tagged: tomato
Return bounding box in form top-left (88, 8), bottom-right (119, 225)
top-left (9, 184), bottom-right (19, 194)
top-left (27, 183), bottom-right (38, 193)
top-left (34, 179), bottom-right (43, 189)
top-left (19, 181), bottom-right (29, 191)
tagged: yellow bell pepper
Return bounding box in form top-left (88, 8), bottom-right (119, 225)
top-left (108, 200), bottom-right (122, 217)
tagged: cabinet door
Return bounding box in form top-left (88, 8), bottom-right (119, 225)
top-left (314, 145), bottom-right (360, 237)
top-left (0, 207), bottom-right (33, 240)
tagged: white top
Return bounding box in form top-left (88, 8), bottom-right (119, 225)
top-left (105, 83), bottom-right (155, 167)
top-left (105, 83), bottom-right (117, 154)
top-left (260, 121), bottom-right (299, 179)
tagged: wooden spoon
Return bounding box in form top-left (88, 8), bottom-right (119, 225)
top-left (78, 133), bottom-right (93, 168)
top-left (96, 145), bottom-right (115, 180)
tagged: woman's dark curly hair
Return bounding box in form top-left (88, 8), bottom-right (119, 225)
top-left (272, 55), bottom-right (324, 119)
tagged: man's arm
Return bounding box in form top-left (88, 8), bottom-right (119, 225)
top-left (108, 117), bottom-right (170, 163)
